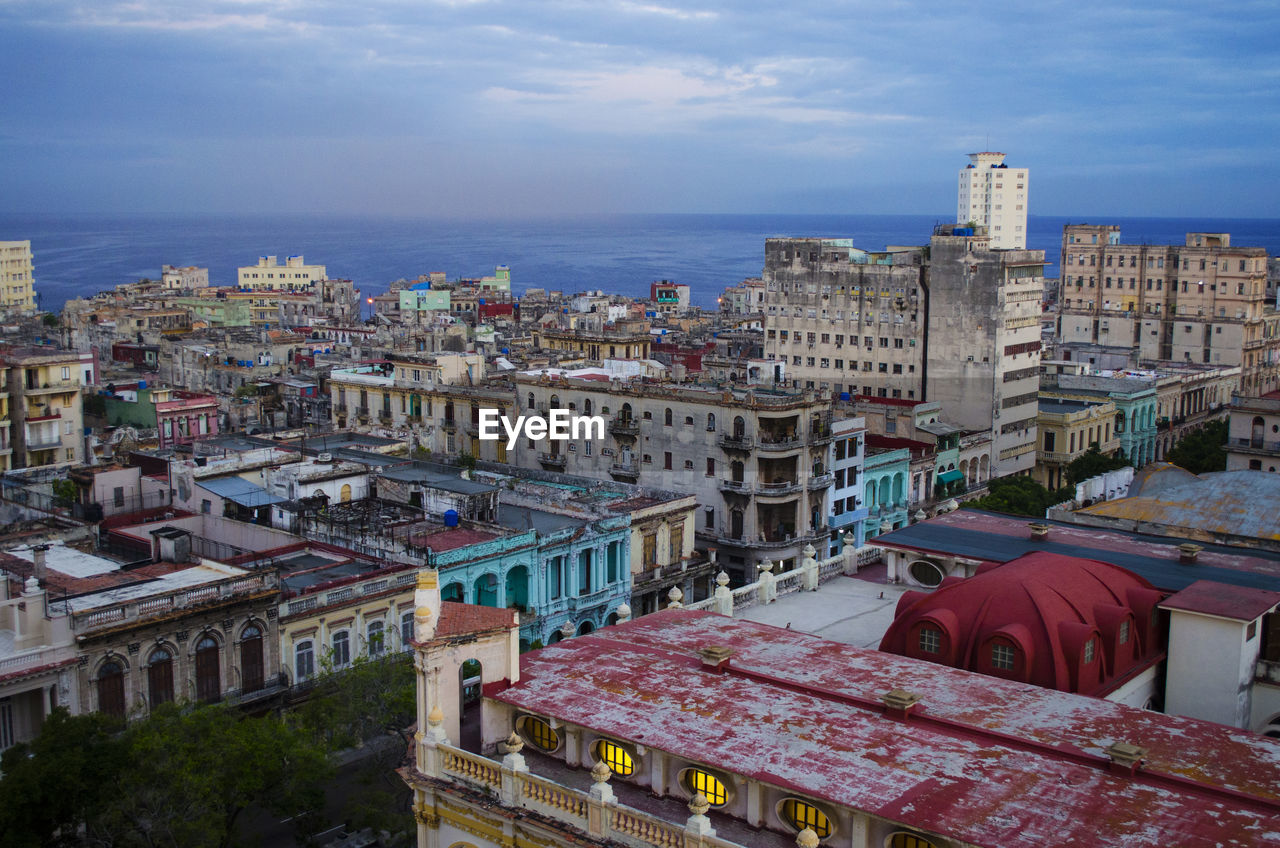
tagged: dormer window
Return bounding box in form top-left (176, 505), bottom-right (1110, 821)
top-left (594, 739), bottom-right (635, 777)
top-left (779, 798), bottom-right (832, 838)
top-left (680, 767), bottom-right (728, 806)
top-left (992, 642), bottom-right (1015, 671)
top-left (918, 627), bottom-right (941, 654)
top-left (1084, 638), bottom-right (1096, 664)
top-left (1118, 620), bottom-right (1130, 645)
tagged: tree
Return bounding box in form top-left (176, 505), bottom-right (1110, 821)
top-left (1065, 444), bottom-right (1130, 486)
top-left (965, 476), bottom-right (1074, 518)
top-left (41, 312), bottom-right (59, 327)
top-left (0, 708), bottom-right (126, 847)
top-left (51, 478), bottom-right (79, 507)
top-left (1165, 420), bottom-right (1228, 474)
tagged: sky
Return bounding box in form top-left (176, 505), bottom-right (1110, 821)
top-left (2, 0), bottom-right (1278, 218)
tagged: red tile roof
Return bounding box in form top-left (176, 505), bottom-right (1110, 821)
top-left (494, 609), bottom-right (1280, 848)
top-left (429, 601), bottom-right (517, 643)
top-left (1160, 579), bottom-right (1280, 621)
top-left (410, 527), bottom-right (500, 553)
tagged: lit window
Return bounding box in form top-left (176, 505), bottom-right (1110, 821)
top-left (889, 834), bottom-right (939, 848)
top-left (682, 768), bottom-right (727, 806)
top-left (594, 739), bottom-right (635, 777)
top-left (518, 716), bottom-right (560, 752)
top-left (780, 798), bottom-right (831, 838)
top-left (918, 627), bottom-right (941, 654)
top-left (1118, 620), bottom-right (1129, 645)
top-left (1083, 638), bottom-right (1095, 664)
top-left (991, 643), bottom-right (1015, 671)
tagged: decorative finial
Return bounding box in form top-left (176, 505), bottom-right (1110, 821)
top-left (502, 732), bottom-right (524, 754)
top-left (428, 704), bottom-right (444, 726)
top-left (668, 585), bottom-right (683, 602)
top-left (796, 827), bottom-right (820, 848)
top-left (759, 560), bottom-right (774, 573)
top-left (802, 543), bottom-right (816, 559)
top-left (715, 571), bottom-right (730, 587)
top-left (687, 793), bottom-right (710, 816)
top-left (559, 620), bottom-right (575, 639)
top-left (591, 760), bottom-right (612, 783)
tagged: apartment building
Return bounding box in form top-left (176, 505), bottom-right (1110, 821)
top-left (1226, 390), bottom-right (1280, 473)
top-left (4, 347), bottom-right (93, 470)
top-left (160, 264), bottom-right (209, 291)
top-left (1056, 226), bottom-right (1278, 396)
top-left (1034, 396), bottom-right (1120, 490)
top-left (0, 240), bottom-right (37, 314)
top-left (532, 326), bottom-right (652, 361)
top-left (511, 374), bottom-right (836, 582)
top-left (1041, 369), bottom-right (1158, 467)
top-left (0, 566), bottom-right (78, 751)
top-left (957, 151), bottom-right (1029, 249)
top-left (236, 255), bottom-right (327, 292)
top-left (925, 229), bottom-right (1046, 477)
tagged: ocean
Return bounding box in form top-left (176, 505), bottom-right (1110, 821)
top-left (2, 213), bottom-right (1278, 314)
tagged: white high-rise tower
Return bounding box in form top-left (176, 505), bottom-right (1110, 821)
top-left (957, 152), bottom-right (1028, 249)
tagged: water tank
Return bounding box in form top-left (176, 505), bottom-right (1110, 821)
top-left (840, 392), bottom-right (851, 401)
top-left (138, 379), bottom-right (147, 389)
top-left (501, 347), bottom-right (509, 355)
top-left (444, 509), bottom-right (459, 527)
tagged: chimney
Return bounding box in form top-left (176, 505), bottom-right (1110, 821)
top-left (1028, 522), bottom-right (1050, 541)
top-left (1178, 543), bottom-right (1203, 564)
top-left (881, 688), bottom-right (922, 720)
top-left (698, 645), bottom-right (733, 673)
top-left (31, 544), bottom-right (49, 585)
top-left (1105, 741), bottom-right (1147, 776)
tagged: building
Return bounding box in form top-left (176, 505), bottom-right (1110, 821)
top-left (1041, 368), bottom-right (1158, 467)
top-left (156, 390), bottom-right (219, 449)
top-left (236, 255), bottom-right (327, 292)
top-left (0, 565), bottom-right (79, 751)
top-left (0, 240), bottom-right (37, 314)
top-left (401, 595), bottom-right (1280, 848)
top-left (4, 347), bottom-right (94, 470)
top-left (1056, 227), bottom-right (1278, 396)
top-left (650, 280), bottom-right (690, 315)
top-left (1227, 390), bottom-right (1280, 472)
top-left (956, 151), bottom-right (1028, 249)
top-left (880, 551), bottom-right (1166, 707)
top-left (827, 416), bottom-right (868, 548)
top-left (512, 374), bottom-right (837, 581)
top-left (160, 265), bottom-right (209, 291)
top-left (1034, 396), bottom-right (1120, 490)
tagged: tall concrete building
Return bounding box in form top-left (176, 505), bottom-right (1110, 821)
top-left (1056, 226), bottom-right (1278, 396)
top-left (236, 255), bottom-right (326, 292)
top-left (0, 240), bottom-right (37, 315)
top-left (957, 152), bottom-right (1028, 249)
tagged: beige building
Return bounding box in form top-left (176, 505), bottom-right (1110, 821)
top-left (1034, 396), bottom-right (1120, 490)
top-left (1226, 390), bottom-right (1280, 473)
top-left (0, 240), bottom-right (37, 314)
top-left (533, 326), bottom-right (652, 361)
top-left (236, 254), bottom-right (326, 292)
top-left (0, 562), bottom-right (79, 751)
top-left (4, 347), bottom-right (93, 470)
top-left (511, 374), bottom-right (835, 582)
top-left (1056, 226), bottom-right (1278, 396)
top-left (160, 264), bottom-right (209, 291)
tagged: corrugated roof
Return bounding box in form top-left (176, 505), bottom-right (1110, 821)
top-left (1080, 468), bottom-right (1280, 542)
top-left (197, 476), bottom-right (287, 508)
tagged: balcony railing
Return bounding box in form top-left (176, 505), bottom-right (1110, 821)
top-left (610, 461), bottom-right (639, 478)
top-left (757, 435), bottom-right (801, 452)
top-left (54, 572), bottom-right (278, 636)
top-left (757, 480), bottom-right (802, 496)
top-left (1233, 437), bottom-right (1280, 453)
top-left (608, 417), bottom-right (639, 436)
top-left (807, 472), bottom-right (834, 489)
top-left (539, 452), bottom-right (567, 468)
top-left (716, 434), bottom-right (754, 451)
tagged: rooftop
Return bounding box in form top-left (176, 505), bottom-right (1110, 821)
top-left (1160, 579), bottom-right (1280, 622)
top-left (494, 609), bottom-right (1280, 848)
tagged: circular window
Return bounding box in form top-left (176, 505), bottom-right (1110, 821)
top-left (907, 559), bottom-right (945, 588)
top-left (888, 833), bottom-right (939, 848)
top-left (678, 767), bottom-right (729, 807)
top-left (593, 739), bottom-right (635, 777)
top-left (778, 798), bottom-right (833, 839)
top-left (517, 716), bottom-right (560, 753)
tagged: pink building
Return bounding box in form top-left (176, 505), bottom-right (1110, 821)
top-left (156, 391), bottom-right (218, 448)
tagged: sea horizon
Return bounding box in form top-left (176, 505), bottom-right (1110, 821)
top-left (3, 211), bottom-right (1278, 314)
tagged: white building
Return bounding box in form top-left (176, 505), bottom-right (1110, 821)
top-left (237, 255), bottom-right (326, 292)
top-left (957, 152), bottom-right (1028, 250)
top-left (0, 240), bottom-right (37, 315)
top-left (161, 264), bottom-right (209, 291)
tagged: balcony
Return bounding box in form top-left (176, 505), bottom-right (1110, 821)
top-left (717, 434), bottom-right (754, 451)
top-left (809, 427), bottom-right (835, 445)
top-left (539, 452), bottom-right (567, 468)
top-left (1232, 436), bottom-right (1280, 453)
top-left (757, 435), bottom-right (801, 453)
top-left (756, 480), bottom-right (802, 498)
top-left (807, 472), bottom-right (834, 489)
top-left (609, 461), bottom-right (639, 480)
top-left (24, 380), bottom-right (78, 396)
top-left (608, 417), bottom-right (639, 436)
top-left (24, 434), bottom-right (63, 452)
top-left (718, 478), bottom-right (752, 494)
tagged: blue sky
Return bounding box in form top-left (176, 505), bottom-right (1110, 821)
top-left (2, 0), bottom-right (1277, 217)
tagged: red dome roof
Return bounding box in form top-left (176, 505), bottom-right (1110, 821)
top-left (879, 551), bottom-right (1166, 696)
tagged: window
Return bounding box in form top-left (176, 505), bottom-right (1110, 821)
top-left (918, 627), bottom-right (941, 654)
top-left (1118, 619), bottom-right (1129, 645)
top-left (549, 557), bottom-right (563, 599)
top-left (991, 642), bottom-right (1015, 671)
top-left (332, 631), bottom-right (351, 668)
top-left (97, 660), bottom-right (126, 717)
top-left (368, 620), bottom-right (385, 656)
top-left (643, 533), bottom-right (657, 568)
top-left (401, 611), bottom-right (414, 648)
top-left (147, 648), bottom-right (174, 708)
top-left (889, 834), bottom-right (938, 848)
top-left (706, 458), bottom-right (715, 476)
top-left (664, 408), bottom-right (673, 426)
top-left (594, 739), bottom-right (635, 776)
top-left (664, 452), bottom-right (672, 470)
top-left (681, 767), bottom-right (728, 806)
top-left (296, 640), bottom-right (316, 680)
top-left (518, 716), bottom-right (560, 752)
top-left (780, 799), bottom-right (832, 839)
top-left (1083, 638), bottom-right (1095, 664)
top-left (704, 507), bottom-right (714, 530)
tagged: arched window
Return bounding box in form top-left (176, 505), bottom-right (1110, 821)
top-left (97, 660), bottom-right (126, 718)
top-left (195, 635), bottom-right (221, 702)
top-left (331, 631), bottom-right (351, 668)
top-left (680, 767), bottom-right (728, 806)
top-left (527, 392), bottom-right (535, 410)
top-left (706, 413), bottom-right (716, 431)
top-left (240, 624), bottom-right (264, 694)
top-left (990, 639), bottom-right (1016, 671)
top-left (889, 834), bottom-right (938, 848)
top-left (594, 739), bottom-right (636, 777)
top-left (367, 620), bottom-right (385, 656)
top-left (583, 398), bottom-right (592, 415)
top-left (517, 716), bottom-right (560, 752)
top-left (779, 798), bottom-right (832, 839)
top-left (147, 647), bottom-right (174, 709)
top-left (549, 394), bottom-right (560, 409)
top-left (295, 640), bottom-right (315, 680)
top-left (664, 408), bottom-right (673, 426)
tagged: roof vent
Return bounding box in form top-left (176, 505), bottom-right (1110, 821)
top-left (881, 688), bottom-right (922, 719)
top-left (1178, 543), bottom-right (1203, 564)
top-left (698, 645), bottom-right (733, 672)
top-left (1028, 522), bottom-right (1050, 541)
top-left (317, 452), bottom-right (333, 462)
top-left (1105, 741), bottom-right (1147, 775)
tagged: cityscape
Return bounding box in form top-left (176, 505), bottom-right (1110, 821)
top-left (3, 2), bottom-right (1280, 848)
